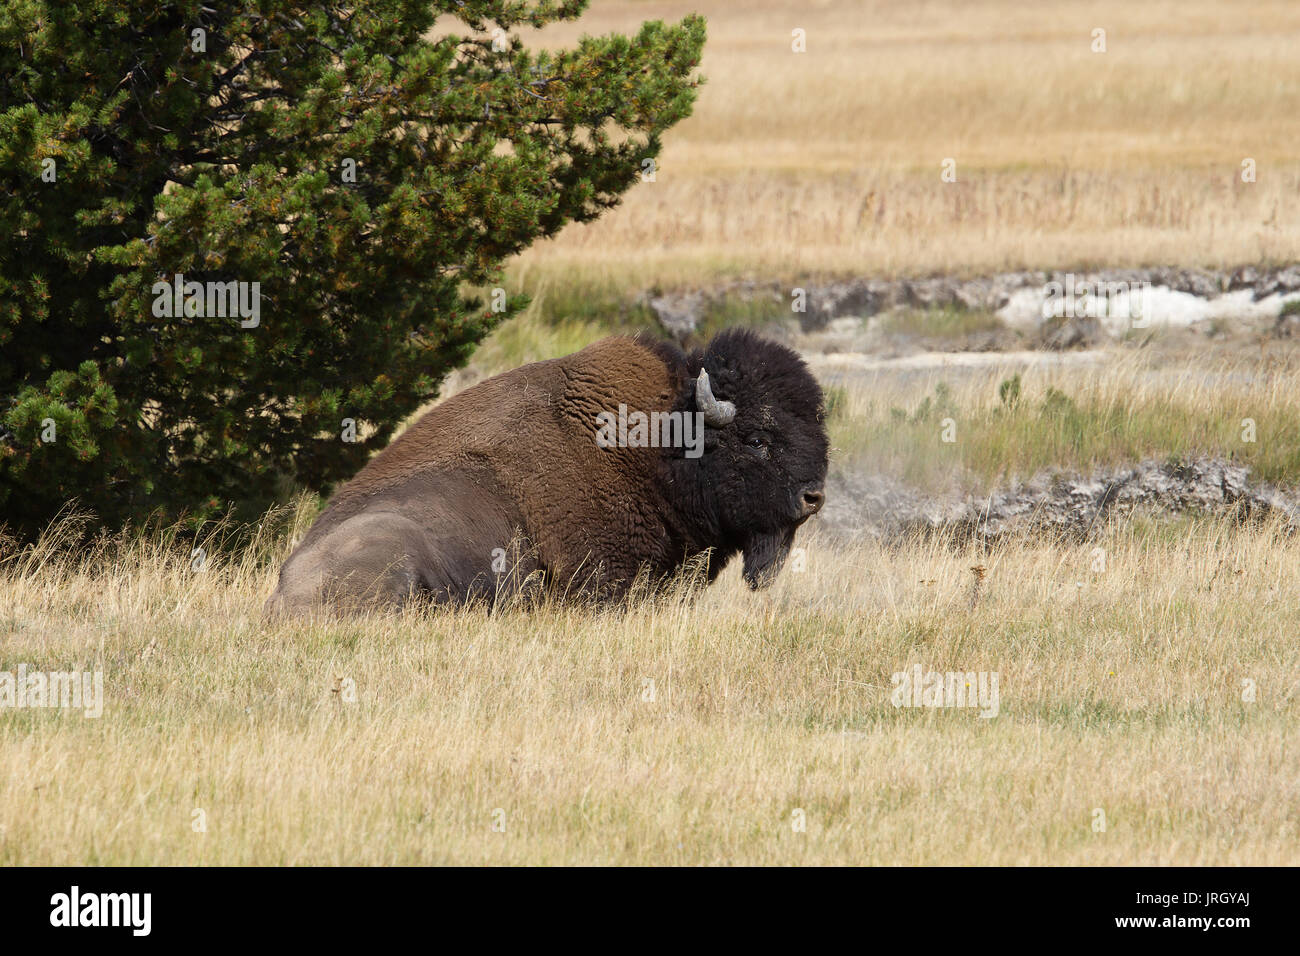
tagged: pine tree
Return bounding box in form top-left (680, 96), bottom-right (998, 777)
top-left (0, 0), bottom-right (705, 537)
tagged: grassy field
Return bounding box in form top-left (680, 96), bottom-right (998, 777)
top-left (5, 1), bottom-right (1299, 867)
top-left (822, 339), bottom-right (1300, 491)
top-left (505, 0), bottom-right (1300, 296)
top-left (6, 343), bottom-right (1300, 865)
top-left (7, 334), bottom-right (1300, 865)
top-left (2, 504), bottom-right (1297, 865)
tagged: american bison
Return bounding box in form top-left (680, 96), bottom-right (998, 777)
top-left (266, 328), bottom-right (827, 614)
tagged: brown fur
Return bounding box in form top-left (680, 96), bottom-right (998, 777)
top-left (267, 337), bottom-right (690, 614)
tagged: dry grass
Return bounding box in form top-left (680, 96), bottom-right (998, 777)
top-left (821, 339), bottom-right (1300, 490)
top-left (505, 0), bottom-right (1300, 292)
top-left (1, 499), bottom-right (1297, 865)
top-left (6, 3), bottom-right (1299, 865)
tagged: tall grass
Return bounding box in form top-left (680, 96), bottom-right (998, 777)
top-left (499, 0), bottom-right (1300, 293)
top-left (824, 346), bottom-right (1300, 490)
top-left (2, 509), bottom-right (1296, 864)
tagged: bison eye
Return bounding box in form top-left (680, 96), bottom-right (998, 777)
top-left (745, 434), bottom-right (770, 457)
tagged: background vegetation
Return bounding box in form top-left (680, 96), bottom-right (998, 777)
top-left (0, 0), bottom-right (704, 536)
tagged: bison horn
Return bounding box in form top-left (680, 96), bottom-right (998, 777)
top-left (695, 369), bottom-right (736, 427)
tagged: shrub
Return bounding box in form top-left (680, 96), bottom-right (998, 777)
top-left (0, 0), bottom-right (705, 537)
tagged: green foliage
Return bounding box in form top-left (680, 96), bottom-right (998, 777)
top-left (878, 306), bottom-right (1006, 342)
top-left (998, 373), bottom-right (1021, 408)
top-left (822, 384), bottom-right (848, 422)
top-left (901, 381), bottom-right (956, 425)
top-left (694, 294), bottom-right (788, 339)
top-left (836, 371), bottom-right (1300, 493)
top-left (1040, 386), bottom-right (1077, 417)
top-left (458, 294), bottom-right (653, 379)
top-left (0, 0), bottom-right (706, 536)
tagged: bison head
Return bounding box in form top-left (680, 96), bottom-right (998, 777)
top-left (678, 328), bottom-right (829, 589)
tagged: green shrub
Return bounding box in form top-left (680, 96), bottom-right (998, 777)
top-left (0, 0), bottom-right (705, 537)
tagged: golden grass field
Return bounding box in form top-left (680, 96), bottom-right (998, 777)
top-left (511, 0), bottom-right (1300, 293)
top-left (4, 344), bottom-right (1300, 865)
top-left (5, 1), bottom-right (1300, 867)
top-left (1, 503), bottom-right (1297, 865)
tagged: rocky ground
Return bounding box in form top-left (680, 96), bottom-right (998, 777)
top-left (814, 455), bottom-right (1300, 543)
top-left (648, 265), bottom-right (1300, 350)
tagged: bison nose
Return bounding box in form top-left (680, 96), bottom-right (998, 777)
top-left (800, 487), bottom-right (825, 518)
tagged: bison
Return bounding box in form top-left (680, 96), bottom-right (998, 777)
top-left (265, 328), bottom-right (828, 614)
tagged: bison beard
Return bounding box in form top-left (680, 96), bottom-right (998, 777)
top-left (742, 528), bottom-right (797, 590)
top-left (266, 329), bottom-right (828, 615)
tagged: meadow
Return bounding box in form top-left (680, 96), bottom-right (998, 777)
top-left (820, 338), bottom-right (1300, 491)
top-left (5, 336), bottom-right (1300, 865)
top-left (4, 0), bottom-right (1299, 866)
top-left (510, 0), bottom-right (1300, 298)
top-left (2, 504), bottom-right (1297, 865)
